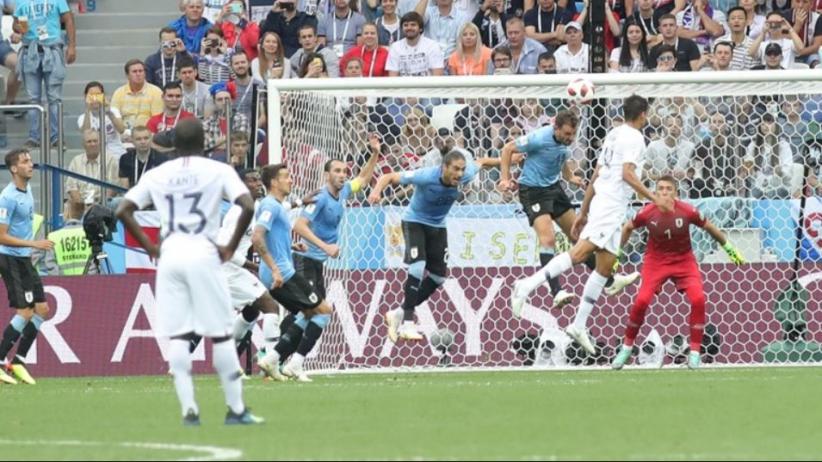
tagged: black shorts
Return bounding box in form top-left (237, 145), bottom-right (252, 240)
top-left (0, 254), bottom-right (45, 309)
top-left (402, 221), bottom-right (448, 277)
top-left (518, 183), bottom-right (574, 226)
top-left (293, 253), bottom-right (326, 299)
top-left (270, 272), bottom-right (322, 314)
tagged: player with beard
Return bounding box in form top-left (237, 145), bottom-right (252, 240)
top-left (499, 110), bottom-right (640, 315)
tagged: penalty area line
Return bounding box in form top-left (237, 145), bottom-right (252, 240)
top-left (0, 439), bottom-right (243, 461)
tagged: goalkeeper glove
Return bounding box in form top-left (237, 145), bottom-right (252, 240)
top-left (722, 242), bottom-right (745, 265)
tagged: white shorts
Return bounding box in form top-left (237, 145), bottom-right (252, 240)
top-left (155, 238), bottom-right (233, 338)
top-left (579, 196), bottom-right (626, 255)
top-left (222, 262), bottom-right (267, 310)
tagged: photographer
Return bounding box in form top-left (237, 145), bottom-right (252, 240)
top-left (197, 27), bottom-right (233, 85)
top-left (44, 201), bottom-right (93, 276)
top-left (145, 27), bottom-right (193, 88)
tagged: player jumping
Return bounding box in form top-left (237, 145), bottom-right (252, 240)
top-left (369, 152), bottom-right (511, 342)
top-left (511, 95), bottom-right (673, 355)
top-left (498, 110), bottom-right (639, 312)
top-left (611, 175), bottom-right (744, 370)
top-left (254, 164), bottom-right (335, 382)
top-left (117, 119), bottom-right (262, 425)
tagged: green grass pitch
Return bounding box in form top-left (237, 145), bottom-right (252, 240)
top-left (3, 367), bottom-right (821, 460)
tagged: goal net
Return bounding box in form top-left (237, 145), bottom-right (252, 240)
top-left (268, 71), bottom-right (822, 372)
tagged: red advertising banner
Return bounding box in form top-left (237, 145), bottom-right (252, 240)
top-left (7, 264), bottom-right (822, 378)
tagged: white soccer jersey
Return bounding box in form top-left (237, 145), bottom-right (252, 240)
top-left (592, 124), bottom-right (646, 211)
top-left (217, 202), bottom-right (258, 267)
top-left (125, 156), bottom-right (248, 246)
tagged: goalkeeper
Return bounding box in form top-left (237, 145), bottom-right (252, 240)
top-left (612, 176), bottom-right (744, 370)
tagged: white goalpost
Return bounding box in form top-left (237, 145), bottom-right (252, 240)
top-left (267, 71), bottom-right (822, 373)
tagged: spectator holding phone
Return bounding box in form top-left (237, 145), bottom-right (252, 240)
top-left (145, 27), bottom-right (192, 89)
top-left (748, 12), bottom-right (804, 69)
top-left (252, 31), bottom-right (294, 80)
top-left (216, 0), bottom-right (260, 60)
top-left (78, 81), bottom-right (127, 159)
top-left (198, 26), bottom-right (233, 85)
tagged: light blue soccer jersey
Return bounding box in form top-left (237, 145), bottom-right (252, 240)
top-left (15, 0), bottom-right (70, 46)
top-left (399, 163), bottom-right (478, 228)
top-left (515, 125), bottom-right (570, 188)
top-left (296, 180), bottom-right (361, 263)
top-left (0, 182), bottom-right (35, 257)
top-left (256, 195), bottom-right (296, 286)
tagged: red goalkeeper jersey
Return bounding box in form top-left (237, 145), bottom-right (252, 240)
top-left (632, 200), bottom-right (706, 261)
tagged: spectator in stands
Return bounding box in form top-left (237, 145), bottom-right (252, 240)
top-left (344, 56), bottom-right (365, 75)
top-left (204, 83), bottom-right (249, 161)
top-left (514, 98), bottom-right (551, 131)
top-left (146, 82), bottom-right (195, 136)
top-left (0, 1), bottom-right (21, 113)
top-left (377, 0), bottom-right (404, 45)
top-left (491, 44), bottom-right (513, 72)
top-left (386, 12), bottom-right (445, 75)
top-left (653, 43), bottom-right (677, 71)
top-left (786, 0), bottom-right (822, 66)
top-left (198, 27), bottom-right (233, 85)
top-left (447, 22), bottom-right (493, 75)
top-left (745, 113), bottom-right (794, 199)
top-left (719, 6), bottom-right (758, 70)
top-left (230, 52), bottom-right (261, 121)
top-left (78, 82), bottom-right (127, 159)
top-left (631, 0), bottom-right (663, 47)
top-left (649, 14), bottom-right (701, 70)
top-left (693, 111), bottom-right (743, 197)
top-left (252, 31), bottom-right (294, 80)
top-left (537, 50), bottom-right (556, 72)
top-left (14, 0), bottom-right (76, 148)
top-left (675, 0), bottom-right (727, 51)
top-left (319, 0), bottom-right (367, 56)
top-left (414, 0), bottom-right (469, 58)
top-left (145, 28), bottom-right (192, 89)
top-left (111, 59), bottom-right (164, 131)
top-left (698, 40), bottom-right (733, 70)
top-left (228, 130), bottom-right (250, 171)
top-left (749, 14), bottom-right (804, 69)
top-left (420, 127), bottom-right (474, 168)
top-left (117, 126), bottom-right (167, 189)
top-left (739, 0), bottom-right (765, 39)
top-left (260, 0), bottom-right (318, 58)
top-left (575, 0), bottom-right (622, 53)
top-left (644, 114), bottom-right (696, 182)
top-left (401, 107), bottom-right (436, 157)
top-left (751, 42), bottom-right (786, 69)
top-left (341, 22), bottom-right (389, 76)
top-left (215, 0), bottom-right (260, 60)
top-left (524, 0), bottom-right (572, 51)
top-left (473, 0), bottom-right (509, 48)
top-left (178, 58), bottom-right (214, 119)
top-left (497, 16), bottom-right (547, 73)
top-left (778, 96), bottom-right (808, 149)
top-left (65, 130), bottom-right (119, 205)
top-left (553, 21), bottom-right (588, 72)
top-left (177, 0), bottom-right (226, 24)
top-left (170, 0), bottom-right (213, 55)
top-left (610, 19), bottom-right (650, 72)
top-left (299, 51), bottom-right (331, 77)
top-left (291, 24), bottom-right (341, 77)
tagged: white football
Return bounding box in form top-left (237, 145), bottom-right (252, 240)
top-left (566, 77), bottom-right (595, 104)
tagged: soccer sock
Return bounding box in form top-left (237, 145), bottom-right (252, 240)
top-left (262, 313), bottom-right (281, 353)
top-left (274, 314), bottom-right (308, 359)
top-left (624, 298), bottom-right (652, 348)
top-left (416, 274), bottom-right (445, 307)
top-left (522, 252), bottom-right (573, 294)
top-left (188, 335), bottom-right (203, 354)
top-left (583, 254), bottom-right (615, 287)
top-left (402, 275), bottom-right (422, 322)
top-left (232, 306), bottom-right (259, 342)
top-left (539, 247), bottom-right (563, 296)
top-left (168, 339), bottom-right (198, 417)
top-left (212, 339), bottom-right (245, 415)
top-left (572, 271), bottom-right (609, 331)
top-left (687, 290), bottom-right (707, 353)
top-left (14, 315), bottom-right (44, 362)
top-left (295, 314), bottom-right (330, 358)
top-left (0, 315), bottom-right (28, 363)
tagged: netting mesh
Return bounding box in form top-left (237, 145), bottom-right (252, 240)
top-left (272, 75), bottom-right (822, 371)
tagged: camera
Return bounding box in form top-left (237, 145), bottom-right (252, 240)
top-left (82, 204), bottom-right (116, 254)
top-left (161, 40), bottom-right (176, 49)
